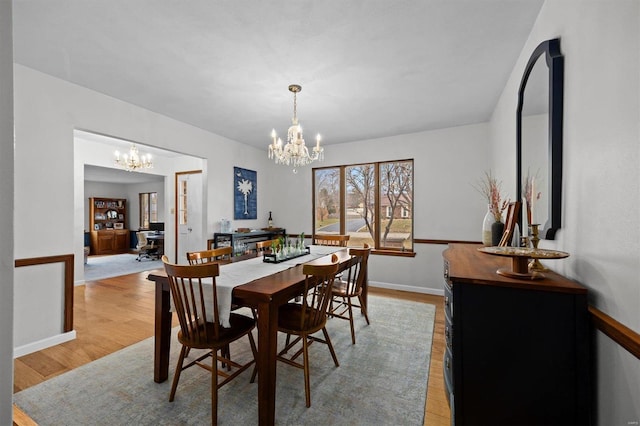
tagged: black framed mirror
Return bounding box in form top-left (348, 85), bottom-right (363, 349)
top-left (516, 38), bottom-right (564, 240)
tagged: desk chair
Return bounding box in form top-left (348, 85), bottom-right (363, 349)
top-left (136, 232), bottom-right (159, 261)
top-left (329, 245), bottom-right (371, 344)
top-left (162, 256), bottom-right (257, 425)
top-left (277, 255), bottom-right (340, 407)
top-left (313, 234), bottom-right (350, 247)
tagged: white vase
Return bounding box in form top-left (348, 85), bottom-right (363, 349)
top-left (482, 204), bottom-right (493, 246)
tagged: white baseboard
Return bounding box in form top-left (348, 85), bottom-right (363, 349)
top-left (369, 281), bottom-right (444, 296)
top-left (14, 331), bottom-right (77, 358)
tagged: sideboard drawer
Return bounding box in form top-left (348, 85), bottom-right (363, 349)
top-left (444, 310), bottom-right (453, 351)
top-left (443, 278), bottom-right (453, 318)
top-left (443, 346), bottom-right (454, 406)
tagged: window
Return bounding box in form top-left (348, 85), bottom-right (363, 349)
top-left (313, 159), bottom-right (413, 252)
top-left (178, 180), bottom-right (188, 225)
top-left (139, 192), bottom-right (158, 230)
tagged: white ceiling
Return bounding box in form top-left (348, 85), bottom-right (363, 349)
top-left (12, 1), bottom-right (544, 151)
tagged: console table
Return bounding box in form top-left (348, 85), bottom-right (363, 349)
top-left (443, 243), bottom-right (591, 425)
top-left (209, 229), bottom-right (286, 252)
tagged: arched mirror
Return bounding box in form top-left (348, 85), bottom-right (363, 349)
top-left (516, 38), bottom-right (564, 240)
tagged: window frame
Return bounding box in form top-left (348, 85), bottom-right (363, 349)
top-left (139, 192), bottom-right (158, 230)
top-left (312, 159), bottom-right (414, 256)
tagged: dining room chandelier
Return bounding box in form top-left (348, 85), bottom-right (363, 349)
top-left (114, 144), bottom-right (153, 172)
top-left (268, 84), bottom-right (323, 173)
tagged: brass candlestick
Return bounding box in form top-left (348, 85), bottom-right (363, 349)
top-left (528, 224), bottom-right (548, 272)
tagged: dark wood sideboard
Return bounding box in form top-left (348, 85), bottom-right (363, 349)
top-left (443, 243), bottom-right (591, 425)
top-left (209, 228), bottom-right (286, 252)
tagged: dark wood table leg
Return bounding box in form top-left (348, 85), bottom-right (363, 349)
top-left (154, 279), bottom-right (172, 383)
top-left (256, 300), bottom-right (278, 425)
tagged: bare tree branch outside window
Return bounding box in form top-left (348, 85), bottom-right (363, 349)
top-left (380, 161), bottom-right (413, 245)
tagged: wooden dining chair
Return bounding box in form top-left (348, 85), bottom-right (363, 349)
top-left (277, 255), bottom-right (340, 407)
top-left (313, 234), bottom-right (350, 247)
top-left (255, 238), bottom-right (280, 253)
top-left (186, 245), bottom-right (254, 363)
top-left (499, 201), bottom-right (522, 247)
top-left (186, 246), bottom-right (233, 265)
top-left (162, 256), bottom-right (257, 425)
top-left (329, 245), bottom-right (371, 344)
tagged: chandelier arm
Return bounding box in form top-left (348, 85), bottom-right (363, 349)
top-left (114, 144), bottom-right (153, 172)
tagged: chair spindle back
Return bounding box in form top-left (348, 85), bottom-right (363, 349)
top-left (343, 246), bottom-right (371, 296)
top-left (186, 246), bottom-right (233, 265)
top-left (299, 255), bottom-right (340, 330)
top-left (313, 234), bottom-right (350, 247)
top-left (162, 256), bottom-right (222, 345)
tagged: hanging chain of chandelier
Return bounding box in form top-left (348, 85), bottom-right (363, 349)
top-left (114, 144), bottom-right (153, 172)
top-left (268, 84), bottom-right (323, 173)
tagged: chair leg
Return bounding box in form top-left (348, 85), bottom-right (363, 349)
top-left (322, 327), bottom-right (340, 367)
top-left (211, 349), bottom-right (218, 425)
top-left (248, 331), bottom-right (258, 383)
top-left (221, 344), bottom-right (231, 371)
top-left (358, 294), bottom-right (371, 325)
top-left (169, 345), bottom-right (188, 402)
top-left (302, 335), bottom-right (311, 408)
top-left (347, 298), bottom-right (356, 344)
top-left (284, 333), bottom-right (292, 352)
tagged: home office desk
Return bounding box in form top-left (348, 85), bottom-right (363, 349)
top-left (147, 247), bottom-right (358, 425)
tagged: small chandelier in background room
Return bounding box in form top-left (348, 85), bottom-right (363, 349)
top-left (114, 144), bottom-right (153, 172)
top-left (268, 84), bottom-right (323, 173)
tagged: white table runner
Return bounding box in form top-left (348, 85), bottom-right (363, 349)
top-left (173, 245), bottom-right (344, 327)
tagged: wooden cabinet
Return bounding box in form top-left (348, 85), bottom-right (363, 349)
top-left (89, 197), bottom-right (130, 255)
top-left (443, 243), bottom-right (591, 426)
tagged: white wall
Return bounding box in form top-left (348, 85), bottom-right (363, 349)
top-left (13, 64), bottom-right (273, 355)
top-left (271, 122), bottom-right (491, 294)
top-left (490, 1), bottom-right (640, 423)
top-left (0, 1), bottom-right (14, 423)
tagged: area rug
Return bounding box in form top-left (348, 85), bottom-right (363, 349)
top-left (14, 296), bottom-right (436, 425)
top-left (84, 253), bottom-right (162, 281)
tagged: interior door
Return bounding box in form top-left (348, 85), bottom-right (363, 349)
top-left (176, 171), bottom-right (204, 264)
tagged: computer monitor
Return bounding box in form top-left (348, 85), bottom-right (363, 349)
top-left (149, 222), bottom-right (164, 233)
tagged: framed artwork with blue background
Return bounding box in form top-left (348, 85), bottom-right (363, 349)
top-left (234, 167), bottom-right (257, 220)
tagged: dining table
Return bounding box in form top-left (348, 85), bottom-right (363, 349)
top-left (147, 245), bottom-right (366, 425)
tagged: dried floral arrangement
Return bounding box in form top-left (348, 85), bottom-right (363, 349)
top-left (474, 170), bottom-right (509, 222)
top-left (523, 169), bottom-right (542, 224)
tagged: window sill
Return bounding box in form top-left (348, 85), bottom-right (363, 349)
top-left (371, 249), bottom-right (416, 258)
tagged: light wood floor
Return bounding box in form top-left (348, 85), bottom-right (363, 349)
top-left (13, 272), bottom-right (450, 425)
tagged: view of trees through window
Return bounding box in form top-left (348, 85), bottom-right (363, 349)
top-left (313, 159), bottom-right (413, 251)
